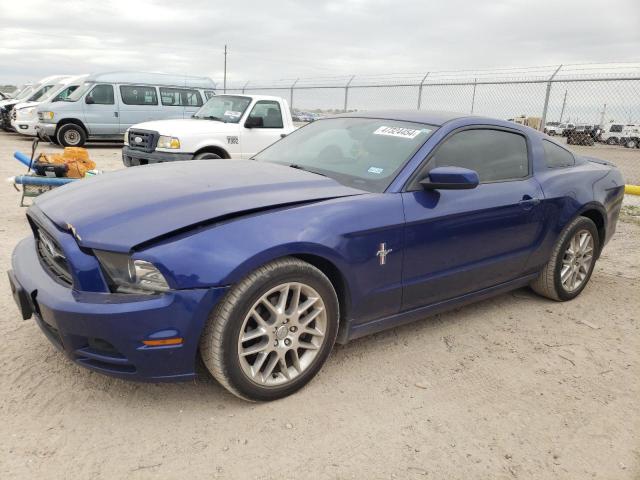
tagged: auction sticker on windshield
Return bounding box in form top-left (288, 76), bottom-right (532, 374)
top-left (224, 111), bottom-right (242, 118)
top-left (373, 126), bottom-right (427, 139)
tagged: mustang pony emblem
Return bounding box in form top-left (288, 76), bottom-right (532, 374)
top-left (376, 242), bottom-right (392, 265)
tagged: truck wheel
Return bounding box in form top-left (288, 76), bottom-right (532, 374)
top-left (530, 216), bottom-right (599, 302)
top-left (57, 124), bottom-right (86, 147)
top-left (548, 131), bottom-right (555, 136)
top-left (606, 137), bottom-right (618, 145)
top-left (200, 257), bottom-right (339, 401)
top-left (194, 152), bottom-right (222, 160)
top-left (625, 139), bottom-right (637, 148)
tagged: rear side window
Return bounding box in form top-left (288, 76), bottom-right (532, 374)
top-left (542, 140), bottom-right (574, 168)
top-left (160, 88), bottom-right (203, 107)
top-left (431, 129), bottom-right (529, 182)
top-left (610, 124), bottom-right (623, 133)
top-left (87, 84), bottom-right (114, 105)
top-left (120, 85), bottom-right (158, 105)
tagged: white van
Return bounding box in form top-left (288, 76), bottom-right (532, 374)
top-left (1, 76), bottom-right (69, 131)
top-left (36, 71), bottom-right (216, 146)
top-left (599, 122), bottom-right (638, 145)
top-left (12, 75), bottom-right (88, 136)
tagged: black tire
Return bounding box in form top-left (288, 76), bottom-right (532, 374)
top-left (606, 137), bottom-right (618, 145)
top-left (548, 131), bottom-right (556, 136)
top-left (625, 139), bottom-right (637, 148)
top-left (194, 152), bottom-right (222, 160)
top-left (200, 257), bottom-right (339, 401)
top-left (57, 123), bottom-right (86, 147)
top-left (530, 216), bottom-right (600, 301)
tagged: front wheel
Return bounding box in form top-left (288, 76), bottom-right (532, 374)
top-left (625, 139), bottom-right (637, 148)
top-left (56, 124), bottom-right (86, 147)
top-left (531, 216), bottom-right (599, 301)
top-left (200, 258), bottom-right (339, 401)
top-left (194, 152), bottom-right (222, 160)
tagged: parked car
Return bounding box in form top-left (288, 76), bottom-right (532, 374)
top-left (543, 121), bottom-right (562, 135)
top-left (621, 127), bottom-right (640, 148)
top-left (599, 122), bottom-right (639, 145)
top-left (11, 75), bottom-right (88, 137)
top-left (9, 111), bottom-right (624, 401)
top-left (561, 123), bottom-right (576, 136)
top-left (567, 128), bottom-right (595, 146)
top-left (35, 71), bottom-right (216, 147)
top-left (1, 76), bottom-right (69, 131)
top-left (122, 94), bottom-right (295, 166)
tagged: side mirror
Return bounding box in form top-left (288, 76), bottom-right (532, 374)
top-left (85, 96), bottom-right (95, 105)
top-left (244, 116), bottom-right (263, 128)
top-left (420, 166), bottom-right (479, 190)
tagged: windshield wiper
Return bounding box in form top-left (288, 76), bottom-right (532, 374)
top-left (288, 164), bottom-right (327, 177)
top-left (193, 115), bottom-right (224, 122)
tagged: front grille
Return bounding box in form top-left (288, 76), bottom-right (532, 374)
top-left (35, 227), bottom-right (73, 286)
top-left (11, 109), bottom-right (16, 121)
top-left (128, 129), bottom-right (158, 153)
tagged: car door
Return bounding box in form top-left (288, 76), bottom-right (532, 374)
top-left (117, 85), bottom-right (161, 133)
top-left (82, 84), bottom-right (119, 136)
top-left (240, 100), bottom-right (286, 159)
top-left (401, 127), bottom-right (545, 311)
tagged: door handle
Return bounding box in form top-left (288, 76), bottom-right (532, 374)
top-left (114, 112), bottom-right (119, 118)
top-left (519, 195), bottom-right (540, 210)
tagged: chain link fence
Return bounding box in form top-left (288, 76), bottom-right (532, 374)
top-left (225, 64), bottom-right (640, 186)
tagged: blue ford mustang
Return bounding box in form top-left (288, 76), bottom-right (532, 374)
top-left (9, 111), bottom-right (624, 401)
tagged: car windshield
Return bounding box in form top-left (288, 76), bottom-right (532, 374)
top-left (253, 117), bottom-right (437, 193)
top-left (192, 95), bottom-right (252, 123)
top-left (28, 85), bottom-right (55, 102)
top-left (64, 82), bottom-right (93, 102)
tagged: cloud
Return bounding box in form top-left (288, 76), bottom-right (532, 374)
top-left (1, 0), bottom-right (639, 86)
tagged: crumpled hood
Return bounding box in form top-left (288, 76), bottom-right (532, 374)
top-left (33, 160), bottom-right (365, 252)
top-left (131, 118), bottom-right (240, 137)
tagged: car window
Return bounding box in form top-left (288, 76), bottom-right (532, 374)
top-left (53, 86), bottom-right (78, 101)
top-left (247, 100), bottom-right (284, 128)
top-left (193, 95), bottom-right (252, 123)
top-left (542, 140), bottom-right (574, 168)
top-left (610, 124), bottom-right (623, 133)
top-left (120, 85), bottom-right (158, 105)
top-left (87, 84), bottom-right (115, 105)
top-left (430, 129), bottom-right (529, 182)
top-left (204, 90), bottom-right (216, 100)
top-left (160, 88), bottom-right (203, 107)
top-left (254, 117), bottom-right (436, 193)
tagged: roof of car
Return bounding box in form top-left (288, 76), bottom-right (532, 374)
top-left (330, 110), bottom-right (473, 126)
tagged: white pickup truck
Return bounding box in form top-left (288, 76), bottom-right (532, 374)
top-left (122, 94), bottom-right (295, 166)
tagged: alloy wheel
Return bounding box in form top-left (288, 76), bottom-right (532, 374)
top-left (560, 229), bottom-right (594, 293)
top-left (237, 282), bottom-right (327, 386)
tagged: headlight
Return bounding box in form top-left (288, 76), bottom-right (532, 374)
top-left (124, 129), bottom-right (130, 145)
top-left (157, 135), bottom-right (180, 149)
top-left (94, 250), bottom-right (169, 294)
top-left (19, 107), bottom-right (35, 117)
top-left (39, 111), bottom-right (55, 121)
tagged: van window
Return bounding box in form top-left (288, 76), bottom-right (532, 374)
top-left (87, 84), bottom-right (115, 105)
top-left (542, 140), bottom-right (575, 168)
top-left (159, 88), bottom-right (203, 107)
top-left (204, 90), bottom-right (216, 100)
top-left (247, 100), bottom-right (284, 128)
top-left (54, 86), bottom-right (78, 101)
top-left (120, 85), bottom-right (158, 105)
top-left (430, 129), bottom-right (529, 182)
top-left (610, 124), bottom-right (623, 133)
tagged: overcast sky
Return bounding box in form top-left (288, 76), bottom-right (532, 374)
top-left (1, 0), bottom-right (639, 87)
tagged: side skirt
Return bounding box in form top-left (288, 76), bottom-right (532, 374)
top-left (345, 273), bottom-right (539, 342)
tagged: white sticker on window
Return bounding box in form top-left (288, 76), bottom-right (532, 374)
top-left (224, 110), bottom-right (242, 118)
top-left (368, 167), bottom-right (384, 174)
top-left (373, 126), bottom-right (424, 139)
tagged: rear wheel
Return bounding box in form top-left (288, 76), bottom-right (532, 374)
top-left (200, 258), bottom-right (339, 401)
top-left (57, 124), bottom-right (86, 147)
top-left (625, 139), bottom-right (637, 148)
top-left (531, 216), bottom-right (599, 301)
top-left (606, 137), bottom-right (618, 145)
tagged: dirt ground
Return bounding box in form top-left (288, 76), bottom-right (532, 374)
top-left (0, 131), bottom-right (639, 479)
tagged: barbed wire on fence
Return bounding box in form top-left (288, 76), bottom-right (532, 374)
top-left (221, 63), bottom-right (640, 127)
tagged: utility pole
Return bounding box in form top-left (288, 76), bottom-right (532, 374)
top-left (599, 103), bottom-right (607, 127)
top-left (559, 90), bottom-right (567, 123)
top-left (223, 44), bottom-right (228, 94)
